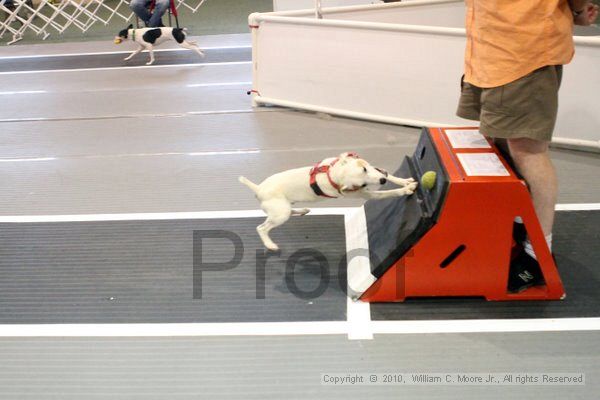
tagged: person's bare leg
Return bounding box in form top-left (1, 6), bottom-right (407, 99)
top-left (507, 137), bottom-right (557, 236)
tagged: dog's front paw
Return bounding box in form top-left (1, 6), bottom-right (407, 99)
top-left (146, 60), bottom-right (155, 65)
top-left (123, 56), bottom-right (132, 61)
top-left (403, 182), bottom-right (418, 195)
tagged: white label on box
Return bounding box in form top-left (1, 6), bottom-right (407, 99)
top-left (456, 153), bottom-right (510, 176)
top-left (445, 129), bottom-right (491, 149)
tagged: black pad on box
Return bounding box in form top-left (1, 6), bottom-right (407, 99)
top-left (364, 128), bottom-right (450, 278)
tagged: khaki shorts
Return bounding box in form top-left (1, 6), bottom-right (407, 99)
top-left (456, 65), bottom-right (562, 142)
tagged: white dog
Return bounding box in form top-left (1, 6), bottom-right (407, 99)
top-left (114, 24), bottom-right (204, 65)
top-left (239, 152), bottom-right (418, 251)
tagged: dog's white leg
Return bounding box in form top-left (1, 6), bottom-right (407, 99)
top-left (291, 208), bottom-right (310, 216)
top-left (386, 174), bottom-right (416, 187)
top-left (146, 47), bottom-right (155, 65)
top-left (124, 44), bottom-right (143, 61)
top-left (180, 41), bottom-right (205, 57)
top-left (257, 199), bottom-right (292, 251)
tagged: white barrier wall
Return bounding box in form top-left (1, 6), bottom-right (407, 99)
top-left (273, 0), bottom-right (381, 12)
top-left (273, 0), bottom-right (465, 26)
top-left (251, 0), bottom-right (600, 150)
top-left (555, 39), bottom-right (600, 145)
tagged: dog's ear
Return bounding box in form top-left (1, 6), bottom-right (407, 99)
top-left (338, 152), bottom-right (352, 165)
top-left (128, 24), bottom-right (133, 29)
top-left (338, 152), bottom-right (359, 164)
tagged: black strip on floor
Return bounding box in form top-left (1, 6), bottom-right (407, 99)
top-left (371, 210), bottom-right (600, 320)
top-left (0, 215), bottom-right (347, 323)
top-left (0, 47), bottom-right (251, 73)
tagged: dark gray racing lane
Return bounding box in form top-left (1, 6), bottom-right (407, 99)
top-left (371, 210), bottom-right (600, 320)
top-left (0, 215), bottom-right (347, 323)
top-left (0, 47), bottom-right (251, 73)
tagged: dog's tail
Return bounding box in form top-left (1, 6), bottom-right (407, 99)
top-left (238, 176), bottom-right (260, 194)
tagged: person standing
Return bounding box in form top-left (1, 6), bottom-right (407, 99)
top-left (129, 0), bottom-right (169, 28)
top-left (456, 0), bottom-right (599, 292)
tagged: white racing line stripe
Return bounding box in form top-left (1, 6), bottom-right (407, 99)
top-left (187, 81), bottom-right (251, 88)
top-left (0, 82), bottom-right (252, 97)
top-left (0, 109), bottom-right (266, 124)
top-left (0, 61), bottom-right (252, 76)
top-left (0, 204), bottom-right (598, 339)
top-left (371, 318), bottom-right (600, 335)
top-left (1, 318), bottom-right (599, 338)
top-left (0, 149), bottom-right (262, 163)
top-left (0, 90), bottom-right (47, 95)
top-left (0, 45), bottom-right (252, 60)
top-left (344, 207), bottom-right (373, 340)
top-left (0, 144), bottom-right (414, 163)
top-left (0, 322), bottom-right (350, 338)
top-left (556, 203), bottom-right (600, 211)
top-left (0, 207), bottom-right (354, 223)
top-left (0, 203), bottom-right (595, 223)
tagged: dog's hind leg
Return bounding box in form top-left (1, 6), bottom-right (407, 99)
top-left (180, 41), bottom-right (205, 57)
top-left (124, 44), bottom-right (143, 61)
top-left (257, 199), bottom-right (292, 251)
top-left (291, 208), bottom-right (310, 216)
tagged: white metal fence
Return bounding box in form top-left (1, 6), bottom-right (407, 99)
top-left (0, 0), bottom-right (206, 45)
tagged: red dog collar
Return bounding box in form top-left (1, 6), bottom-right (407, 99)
top-left (309, 153), bottom-right (359, 198)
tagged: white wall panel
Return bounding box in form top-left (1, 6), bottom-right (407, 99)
top-left (255, 21), bottom-right (464, 126)
top-left (556, 42), bottom-right (600, 142)
top-left (274, 0), bottom-right (381, 12)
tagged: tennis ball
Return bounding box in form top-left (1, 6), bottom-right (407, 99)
top-left (420, 171), bottom-right (437, 190)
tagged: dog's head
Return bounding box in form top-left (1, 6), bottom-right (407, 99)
top-left (335, 152), bottom-right (388, 193)
top-left (114, 24), bottom-right (133, 44)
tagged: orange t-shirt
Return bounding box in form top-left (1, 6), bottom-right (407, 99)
top-left (464, 0), bottom-right (575, 88)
